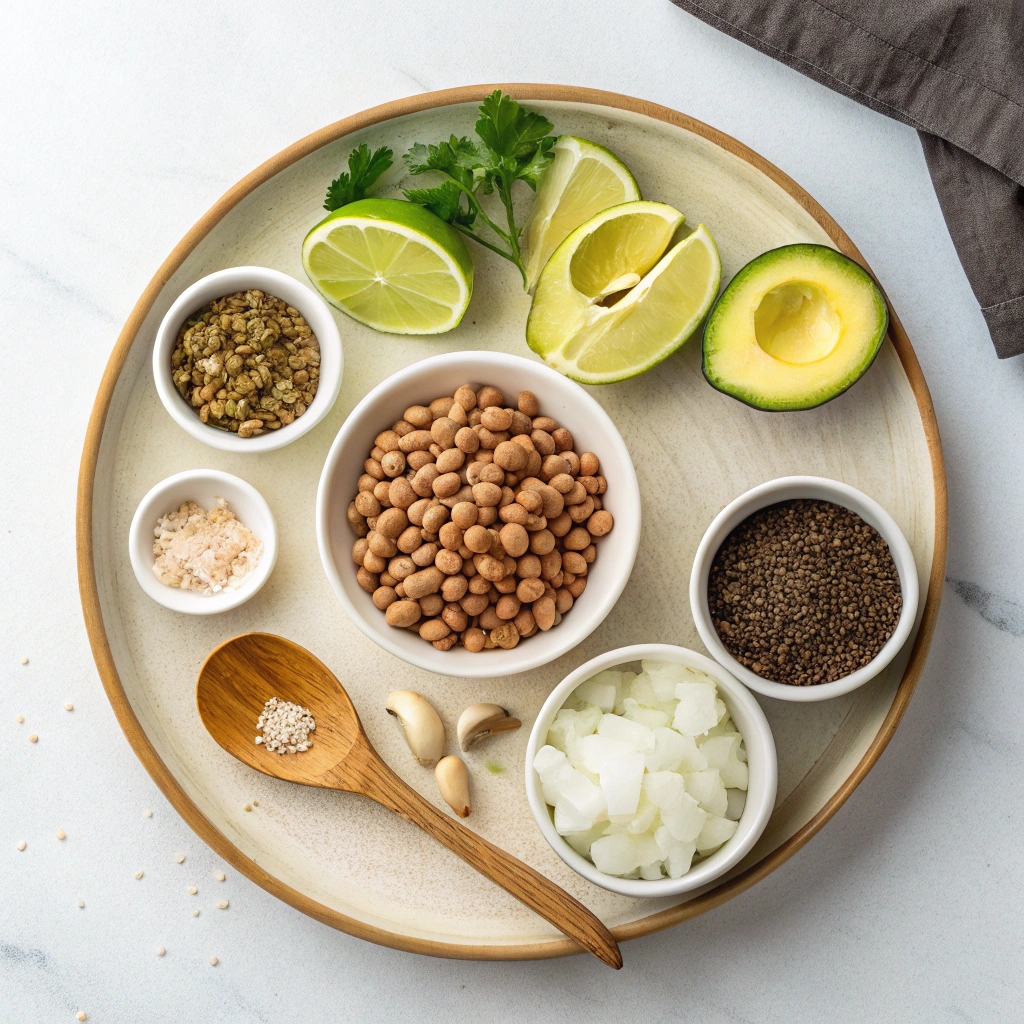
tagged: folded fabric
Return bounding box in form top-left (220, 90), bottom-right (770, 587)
top-left (671, 0), bottom-right (1024, 357)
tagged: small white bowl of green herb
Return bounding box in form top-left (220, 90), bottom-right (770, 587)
top-left (153, 266), bottom-right (343, 453)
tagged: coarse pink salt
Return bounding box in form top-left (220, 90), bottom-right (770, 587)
top-left (152, 499), bottom-right (262, 595)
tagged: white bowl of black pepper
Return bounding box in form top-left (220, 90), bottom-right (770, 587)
top-left (317, 351), bottom-right (642, 678)
top-left (689, 476), bottom-right (919, 702)
top-left (152, 266), bottom-right (343, 453)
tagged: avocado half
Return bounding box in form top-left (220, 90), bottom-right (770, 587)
top-left (702, 244), bottom-right (888, 411)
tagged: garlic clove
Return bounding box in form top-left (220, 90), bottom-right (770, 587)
top-left (386, 690), bottom-right (445, 765)
top-left (435, 755), bottom-right (471, 817)
top-left (457, 703), bottom-right (522, 751)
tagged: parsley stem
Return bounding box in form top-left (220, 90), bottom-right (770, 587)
top-left (496, 176), bottom-right (526, 287)
top-left (449, 181), bottom-right (511, 246)
top-left (451, 225), bottom-right (519, 265)
top-left (447, 178), bottom-right (527, 285)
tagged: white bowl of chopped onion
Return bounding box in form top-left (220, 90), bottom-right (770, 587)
top-left (526, 644), bottom-right (777, 897)
top-left (128, 469), bottom-right (278, 614)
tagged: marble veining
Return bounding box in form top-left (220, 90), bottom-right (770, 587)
top-left (947, 577), bottom-right (1024, 637)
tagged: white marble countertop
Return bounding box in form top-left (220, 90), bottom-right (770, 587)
top-left (3, 0), bottom-right (1020, 1019)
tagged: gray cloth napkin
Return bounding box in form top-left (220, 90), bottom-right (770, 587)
top-left (671, 0), bottom-right (1024, 357)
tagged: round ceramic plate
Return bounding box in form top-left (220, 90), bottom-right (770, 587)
top-left (78, 85), bottom-right (946, 960)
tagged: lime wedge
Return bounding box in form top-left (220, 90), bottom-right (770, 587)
top-left (302, 198), bottom-right (473, 334)
top-left (527, 201), bottom-right (721, 384)
top-left (523, 136), bottom-right (641, 291)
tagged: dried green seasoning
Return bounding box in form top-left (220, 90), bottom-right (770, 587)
top-left (171, 289), bottom-right (319, 438)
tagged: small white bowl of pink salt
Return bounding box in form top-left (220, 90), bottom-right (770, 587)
top-left (128, 469), bottom-right (278, 615)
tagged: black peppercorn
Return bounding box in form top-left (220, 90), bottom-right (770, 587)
top-left (707, 499), bottom-right (902, 685)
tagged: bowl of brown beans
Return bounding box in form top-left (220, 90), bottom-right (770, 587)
top-left (316, 351), bottom-right (642, 677)
top-left (689, 477), bottom-right (919, 701)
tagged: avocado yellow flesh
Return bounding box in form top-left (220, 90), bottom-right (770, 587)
top-left (754, 281), bottom-right (841, 363)
top-left (702, 244), bottom-right (888, 411)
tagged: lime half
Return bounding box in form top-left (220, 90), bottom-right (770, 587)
top-left (523, 136), bottom-right (641, 291)
top-left (302, 198), bottom-right (473, 334)
top-left (527, 201), bottom-right (721, 384)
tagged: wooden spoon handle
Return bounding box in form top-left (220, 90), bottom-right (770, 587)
top-left (355, 757), bottom-right (622, 969)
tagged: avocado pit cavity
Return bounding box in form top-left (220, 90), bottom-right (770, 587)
top-left (754, 281), bottom-right (841, 365)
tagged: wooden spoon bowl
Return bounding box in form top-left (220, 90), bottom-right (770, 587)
top-left (197, 632), bottom-right (622, 969)
top-left (197, 632), bottom-right (363, 785)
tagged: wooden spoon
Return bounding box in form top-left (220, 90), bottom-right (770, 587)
top-left (196, 632), bottom-right (622, 969)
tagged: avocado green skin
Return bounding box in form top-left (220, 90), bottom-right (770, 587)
top-left (702, 243), bottom-right (888, 412)
top-left (305, 197), bottom-right (475, 286)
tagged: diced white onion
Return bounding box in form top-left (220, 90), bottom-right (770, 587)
top-left (535, 660), bottom-right (748, 880)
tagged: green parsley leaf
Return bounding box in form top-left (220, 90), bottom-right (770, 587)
top-left (516, 136), bottom-right (556, 190)
top-left (406, 136), bottom-right (478, 181)
top-left (475, 91), bottom-right (554, 165)
top-left (324, 143), bottom-right (393, 211)
top-left (404, 182), bottom-right (476, 226)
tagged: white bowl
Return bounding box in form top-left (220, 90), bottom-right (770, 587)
top-left (525, 643), bottom-right (777, 897)
top-left (152, 266), bottom-right (343, 452)
top-left (316, 351), bottom-right (642, 678)
top-left (689, 476), bottom-right (919, 702)
top-left (128, 469), bottom-right (278, 615)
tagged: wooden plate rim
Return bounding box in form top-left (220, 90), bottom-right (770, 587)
top-left (76, 83), bottom-right (948, 961)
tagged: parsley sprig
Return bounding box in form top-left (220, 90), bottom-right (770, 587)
top-left (319, 92), bottom-right (555, 287)
top-left (402, 91), bottom-right (555, 286)
top-left (323, 143), bottom-right (394, 211)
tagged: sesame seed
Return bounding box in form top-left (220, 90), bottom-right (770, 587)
top-left (64, 703), bottom-right (74, 711)
top-left (252, 801), bottom-right (259, 807)
top-left (187, 885), bottom-right (198, 895)
top-left (15, 715), bottom-right (24, 724)
top-left (209, 956), bottom-right (218, 966)
top-left (243, 804), bottom-right (252, 812)
top-left (29, 734), bottom-right (38, 743)
top-left (77, 899), bottom-right (85, 909)
top-left (77, 1012), bottom-right (87, 1022)
top-left (134, 871), bottom-right (144, 880)
top-left (191, 909), bottom-right (200, 917)
top-left (215, 871), bottom-right (226, 881)
top-left (20, 657), bottom-right (28, 665)
top-left (175, 853), bottom-right (185, 864)
top-left (156, 947), bottom-right (166, 957)
top-left (56, 830), bottom-right (66, 841)
top-left (143, 809), bottom-right (152, 818)
top-left (255, 697), bottom-right (315, 753)
top-left (216, 900), bottom-right (229, 910)
top-left (17, 841), bottom-right (26, 851)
